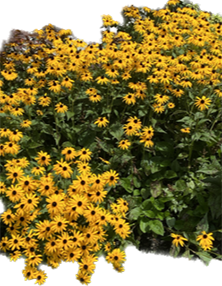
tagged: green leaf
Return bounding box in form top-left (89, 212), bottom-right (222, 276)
top-left (139, 217), bottom-right (150, 233)
top-left (85, 110), bottom-right (94, 119)
top-left (29, 142), bottom-right (43, 149)
top-left (114, 109), bottom-right (119, 117)
top-left (95, 137), bottom-right (109, 153)
top-left (138, 109), bottom-right (146, 117)
top-left (196, 212), bottom-right (209, 232)
top-left (133, 189), bottom-right (140, 196)
top-left (191, 132), bottom-right (201, 141)
top-left (143, 210), bottom-right (156, 218)
top-left (208, 193), bottom-right (222, 220)
top-left (170, 244), bottom-right (180, 258)
top-left (171, 160), bottom-right (180, 172)
top-left (149, 220), bottom-right (164, 236)
top-left (194, 112), bottom-right (204, 120)
top-left (177, 152), bottom-right (188, 158)
top-left (164, 170), bottom-right (177, 179)
top-left (155, 141), bottom-right (173, 153)
top-left (78, 129), bottom-right (96, 147)
top-left (129, 207), bottom-right (143, 220)
top-left (160, 160), bottom-right (171, 167)
top-left (150, 181), bottom-right (162, 198)
top-left (119, 177), bottom-right (133, 193)
top-left (166, 217), bottom-right (176, 228)
top-left (175, 180), bottom-right (186, 191)
top-left (109, 122), bottom-right (124, 140)
top-left (155, 126), bottom-right (166, 133)
top-left (142, 199), bottom-right (152, 210)
top-left (152, 199), bottom-right (165, 211)
top-left (141, 188), bottom-right (150, 199)
top-left (66, 111), bottom-right (75, 121)
top-left (54, 132), bottom-right (61, 146)
top-left (62, 141), bottom-right (75, 148)
top-left (133, 176), bottom-right (141, 188)
top-left (196, 252), bottom-right (213, 266)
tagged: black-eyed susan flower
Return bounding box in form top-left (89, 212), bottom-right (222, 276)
top-left (141, 126), bottom-right (154, 139)
top-left (89, 93), bottom-right (102, 102)
top-left (22, 265), bottom-right (38, 281)
top-left (140, 136), bottom-right (154, 148)
top-left (118, 139), bottom-right (131, 150)
top-left (35, 151), bottom-right (51, 166)
top-left (61, 147), bottom-right (76, 161)
top-left (4, 141), bottom-right (20, 155)
top-left (46, 194), bottom-right (65, 216)
top-left (171, 233), bottom-right (188, 247)
top-left (153, 103), bottom-right (165, 113)
top-left (114, 219), bottom-right (131, 239)
top-left (55, 102), bottom-right (68, 113)
top-left (195, 96), bottom-right (211, 111)
top-left (154, 93), bottom-right (169, 104)
top-left (48, 78), bottom-right (62, 92)
top-left (8, 234), bottom-right (24, 251)
top-left (196, 231), bottom-right (214, 251)
top-left (31, 166), bottom-right (45, 176)
top-left (6, 166), bottom-right (25, 184)
top-left (106, 248), bottom-right (126, 264)
top-left (168, 102), bottom-right (175, 109)
top-left (20, 119), bottom-right (32, 128)
top-left (123, 123), bottom-right (137, 136)
top-left (94, 117), bottom-right (109, 127)
top-left (85, 87), bottom-right (98, 95)
top-left (1, 209), bottom-right (16, 226)
top-left (78, 148), bottom-right (92, 162)
top-left (127, 116), bottom-right (142, 130)
top-left (95, 75), bottom-right (110, 85)
top-left (71, 175), bottom-right (90, 193)
top-left (34, 268), bottom-right (48, 285)
top-left (103, 170), bottom-right (119, 186)
top-left (122, 93), bottom-right (136, 105)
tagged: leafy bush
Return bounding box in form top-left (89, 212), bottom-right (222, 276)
top-left (0, 0), bottom-right (222, 284)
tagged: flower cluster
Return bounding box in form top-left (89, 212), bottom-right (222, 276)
top-left (0, 0), bottom-right (221, 279)
top-left (0, 146), bottom-right (130, 285)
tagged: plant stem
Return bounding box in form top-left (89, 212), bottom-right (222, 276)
top-left (188, 118), bottom-right (199, 168)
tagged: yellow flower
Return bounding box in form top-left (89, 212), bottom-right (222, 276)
top-left (195, 96), bottom-right (211, 111)
top-left (196, 231), bottom-right (214, 251)
top-left (55, 102), bottom-right (68, 113)
top-left (181, 127), bottom-right (190, 133)
top-left (94, 117), bottom-right (109, 127)
top-left (118, 139), bottom-right (131, 150)
top-left (171, 233), bottom-right (188, 247)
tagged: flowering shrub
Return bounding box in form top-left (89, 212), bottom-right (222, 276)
top-left (0, 0), bottom-right (222, 284)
